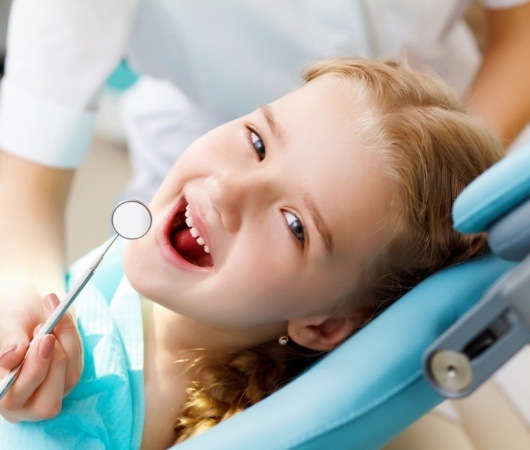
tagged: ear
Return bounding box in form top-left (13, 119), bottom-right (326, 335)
top-left (287, 311), bottom-right (368, 352)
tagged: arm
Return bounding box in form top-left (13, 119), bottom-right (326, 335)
top-left (0, 0), bottom-right (140, 419)
top-left (466, 2), bottom-right (530, 147)
top-left (453, 380), bottom-right (530, 450)
top-left (0, 153), bottom-right (84, 419)
top-left (0, 151), bottom-right (71, 300)
top-left (0, 150), bottom-right (71, 348)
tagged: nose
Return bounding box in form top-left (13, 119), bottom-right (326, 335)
top-left (205, 171), bottom-right (274, 232)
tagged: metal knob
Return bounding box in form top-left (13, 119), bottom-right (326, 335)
top-left (428, 349), bottom-right (473, 396)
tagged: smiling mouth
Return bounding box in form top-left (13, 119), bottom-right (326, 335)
top-left (168, 203), bottom-right (214, 268)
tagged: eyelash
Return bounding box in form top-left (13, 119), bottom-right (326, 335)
top-left (283, 210), bottom-right (306, 246)
top-left (245, 124), bottom-right (306, 247)
top-left (245, 124), bottom-right (266, 161)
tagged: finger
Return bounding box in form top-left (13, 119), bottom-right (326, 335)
top-left (0, 328), bottom-right (30, 371)
top-left (0, 334), bottom-right (55, 412)
top-left (42, 293), bottom-right (76, 334)
top-left (42, 294), bottom-right (83, 392)
top-left (24, 338), bottom-right (68, 420)
top-left (33, 323), bottom-right (43, 338)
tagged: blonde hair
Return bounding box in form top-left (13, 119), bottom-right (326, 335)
top-left (304, 58), bottom-right (503, 314)
top-left (174, 58), bottom-right (504, 443)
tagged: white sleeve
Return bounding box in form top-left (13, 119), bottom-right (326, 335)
top-left (0, 0), bottom-right (140, 168)
top-left (479, 0), bottom-right (530, 9)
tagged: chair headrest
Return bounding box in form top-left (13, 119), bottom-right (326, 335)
top-left (453, 143), bottom-right (530, 261)
top-left (453, 143), bottom-right (530, 233)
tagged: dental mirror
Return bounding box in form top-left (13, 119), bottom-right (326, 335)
top-left (112, 199), bottom-right (152, 239)
top-left (0, 200), bottom-right (152, 399)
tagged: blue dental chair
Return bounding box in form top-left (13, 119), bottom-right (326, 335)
top-left (173, 142), bottom-right (530, 449)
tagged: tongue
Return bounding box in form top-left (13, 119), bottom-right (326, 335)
top-left (170, 228), bottom-right (213, 267)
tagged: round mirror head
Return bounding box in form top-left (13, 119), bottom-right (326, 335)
top-left (112, 200), bottom-right (152, 240)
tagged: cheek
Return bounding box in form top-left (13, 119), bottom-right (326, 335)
top-left (154, 135), bottom-right (215, 186)
top-left (218, 239), bottom-right (297, 298)
top-left (230, 216), bottom-right (296, 275)
top-left (122, 233), bottom-right (165, 298)
top-left (122, 239), bottom-right (149, 291)
top-left (183, 127), bottom-right (233, 159)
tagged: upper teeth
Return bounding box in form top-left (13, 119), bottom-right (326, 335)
top-left (185, 205), bottom-right (210, 253)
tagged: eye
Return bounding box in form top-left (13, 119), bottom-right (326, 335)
top-left (283, 211), bottom-right (306, 245)
top-left (246, 126), bottom-right (266, 161)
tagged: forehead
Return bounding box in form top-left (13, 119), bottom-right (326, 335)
top-left (270, 75), bottom-right (375, 167)
top-left (271, 76), bottom-right (395, 264)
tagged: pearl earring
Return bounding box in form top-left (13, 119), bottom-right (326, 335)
top-left (278, 335), bottom-right (289, 346)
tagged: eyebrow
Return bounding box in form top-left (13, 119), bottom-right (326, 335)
top-left (260, 104), bottom-right (284, 142)
top-left (260, 104), bottom-right (332, 255)
top-left (304, 193), bottom-right (333, 256)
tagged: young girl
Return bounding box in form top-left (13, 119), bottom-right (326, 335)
top-left (0, 58), bottom-right (503, 449)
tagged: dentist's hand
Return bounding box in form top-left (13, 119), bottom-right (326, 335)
top-left (0, 293), bottom-right (83, 423)
top-left (0, 151), bottom-right (79, 422)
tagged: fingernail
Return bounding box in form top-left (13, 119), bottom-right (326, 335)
top-left (44, 294), bottom-right (59, 312)
top-left (38, 335), bottom-right (55, 360)
top-left (0, 343), bottom-right (17, 359)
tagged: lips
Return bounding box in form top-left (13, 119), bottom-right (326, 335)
top-left (160, 198), bottom-right (214, 269)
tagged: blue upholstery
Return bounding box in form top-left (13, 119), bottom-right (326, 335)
top-left (454, 142), bottom-right (530, 260)
top-left (453, 142), bottom-right (530, 233)
top-left (174, 256), bottom-right (513, 449)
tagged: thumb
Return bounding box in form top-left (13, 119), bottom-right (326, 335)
top-left (0, 329), bottom-right (30, 371)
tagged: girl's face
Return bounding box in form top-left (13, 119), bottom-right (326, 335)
top-left (124, 76), bottom-right (395, 331)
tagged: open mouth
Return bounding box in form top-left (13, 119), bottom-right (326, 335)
top-left (168, 202), bottom-right (214, 268)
